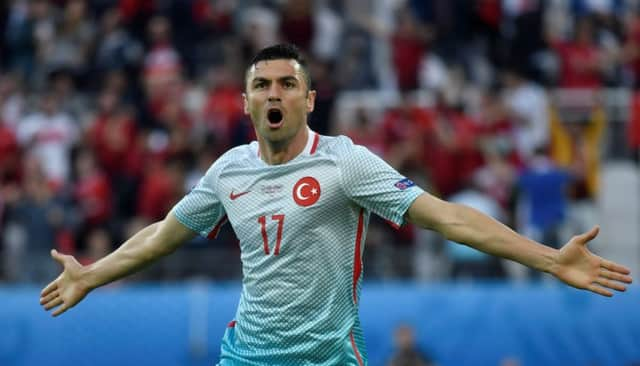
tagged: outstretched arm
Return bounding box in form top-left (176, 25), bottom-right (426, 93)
top-left (406, 193), bottom-right (633, 296)
top-left (40, 210), bottom-right (197, 316)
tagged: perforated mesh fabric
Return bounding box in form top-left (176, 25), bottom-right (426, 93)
top-left (173, 131), bottom-right (423, 365)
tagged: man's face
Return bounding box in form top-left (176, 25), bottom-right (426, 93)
top-left (243, 59), bottom-right (315, 144)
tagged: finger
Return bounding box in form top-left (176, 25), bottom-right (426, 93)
top-left (594, 277), bottom-right (627, 292)
top-left (51, 249), bottom-right (65, 265)
top-left (52, 304), bottom-right (69, 317)
top-left (587, 283), bottom-right (613, 297)
top-left (44, 297), bottom-right (63, 311)
top-left (600, 268), bottom-right (633, 283)
top-left (40, 290), bottom-right (58, 305)
top-left (601, 259), bottom-right (632, 275)
top-left (575, 225), bottom-right (599, 246)
top-left (40, 280), bottom-right (58, 297)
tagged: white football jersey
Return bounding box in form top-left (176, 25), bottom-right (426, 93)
top-left (173, 129), bottom-right (424, 365)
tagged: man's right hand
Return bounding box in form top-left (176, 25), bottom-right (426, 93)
top-left (40, 249), bottom-right (92, 317)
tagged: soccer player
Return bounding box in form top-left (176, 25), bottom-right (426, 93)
top-left (40, 44), bottom-right (633, 365)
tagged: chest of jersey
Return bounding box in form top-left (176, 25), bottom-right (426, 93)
top-left (218, 157), bottom-right (350, 257)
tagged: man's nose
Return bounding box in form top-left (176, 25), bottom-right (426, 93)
top-left (267, 84), bottom-right (282, 101)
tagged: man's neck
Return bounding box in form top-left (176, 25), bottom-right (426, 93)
top-left (258, 127), bottom-right (309, 165)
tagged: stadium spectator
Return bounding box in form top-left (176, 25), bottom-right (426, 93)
top-left (387, 324), bottom-right (434, 366)
top-left (16, 92), bottom-right (79, 189)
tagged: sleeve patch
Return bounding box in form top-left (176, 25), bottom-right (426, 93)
top-left (394, 178), bottom-right (415, 190)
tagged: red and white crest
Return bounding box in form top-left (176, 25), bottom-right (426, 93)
top-left (293, 176), bottom-right (321, 207)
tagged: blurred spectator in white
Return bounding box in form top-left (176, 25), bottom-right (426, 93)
top-left (387, 323), bottom-right (434, 366)
top-left (16, 92), bottom-right (79, 189)
top-left (501, 67), bottom-right (550, 161)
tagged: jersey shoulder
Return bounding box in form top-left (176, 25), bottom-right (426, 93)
top-left (315, 134), bottom-right (362, 158)
top-left (203, 142), bottom-right (258, 181)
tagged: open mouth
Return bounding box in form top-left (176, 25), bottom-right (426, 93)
top-left (267, 108), bottom-right (284, 128)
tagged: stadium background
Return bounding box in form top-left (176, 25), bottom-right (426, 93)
top-left (1, 0), bottom-right (639, 365)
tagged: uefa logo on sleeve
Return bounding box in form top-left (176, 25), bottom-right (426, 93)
top-left (394, 178), bottom-right (415, 190)
top-left (293, 176), bottom-right (321, 207)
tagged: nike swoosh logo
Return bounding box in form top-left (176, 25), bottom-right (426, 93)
top-left (229, 190), bottom-right (250, 200)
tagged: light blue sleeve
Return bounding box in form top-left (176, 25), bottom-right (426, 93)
top-left (337, 137), bottom-right (424, 226)
top-left (173, 162), bottom-right (227, 238)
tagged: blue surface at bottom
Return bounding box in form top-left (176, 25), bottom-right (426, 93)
top-left (1, 281), bottom-right (639, 366)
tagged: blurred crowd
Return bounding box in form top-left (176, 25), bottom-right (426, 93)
top-left (1, 0), bottom-right (640, 284)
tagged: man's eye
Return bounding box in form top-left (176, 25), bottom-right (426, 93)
top-left (284, 82), bottom-right (295, 88)
top-left (254, 82), bottom-right (266, 89)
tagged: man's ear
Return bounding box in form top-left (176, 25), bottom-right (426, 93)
top-left (306, 90), bottom-right (316, 113)
top-left (242, 93), bottom-right (249, 114)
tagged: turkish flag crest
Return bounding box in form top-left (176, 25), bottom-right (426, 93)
top-left (293, 176), bottom-right (321, 207)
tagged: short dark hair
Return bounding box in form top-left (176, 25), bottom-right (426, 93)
top-left (246, 44), bottom-right (312, 91)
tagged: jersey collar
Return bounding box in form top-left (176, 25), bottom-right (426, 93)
top-left (256, 128), bottom-right (319, 159)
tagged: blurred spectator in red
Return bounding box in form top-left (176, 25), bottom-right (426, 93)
top-left (344, 107), bottom-right (384, 157)
top-left (16, 93), bottom-right (79, 190)
top-left (551, 17), bottom-right (606, 89)
top-left (391, 5), bottom-right (433, 92)
top-left (88, 89), bottom-right (141, 179)
top-left (202, 64), bottom-right (244, 149)
top-left (0, 121), bottom-right (20, 186)
top-left (474, 89), bottom-right (520, 211)
top-left (423, 93), bottom-right (483, 198)
top-left (136, 159), bottom-right (186, 221)
top-left (629, 92), bottom-right (640, 163)
top-left (279, 0), bottom-right (314, 53)
top-left (73, 148), bottom-right (111, 229)
top-left (387, 324), bottom-right (434, 366)
top-left (381, 93), bottom-right (432, 172)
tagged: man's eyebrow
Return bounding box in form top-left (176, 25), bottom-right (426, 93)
top-left (251, 75), bottom-right (298, 83)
